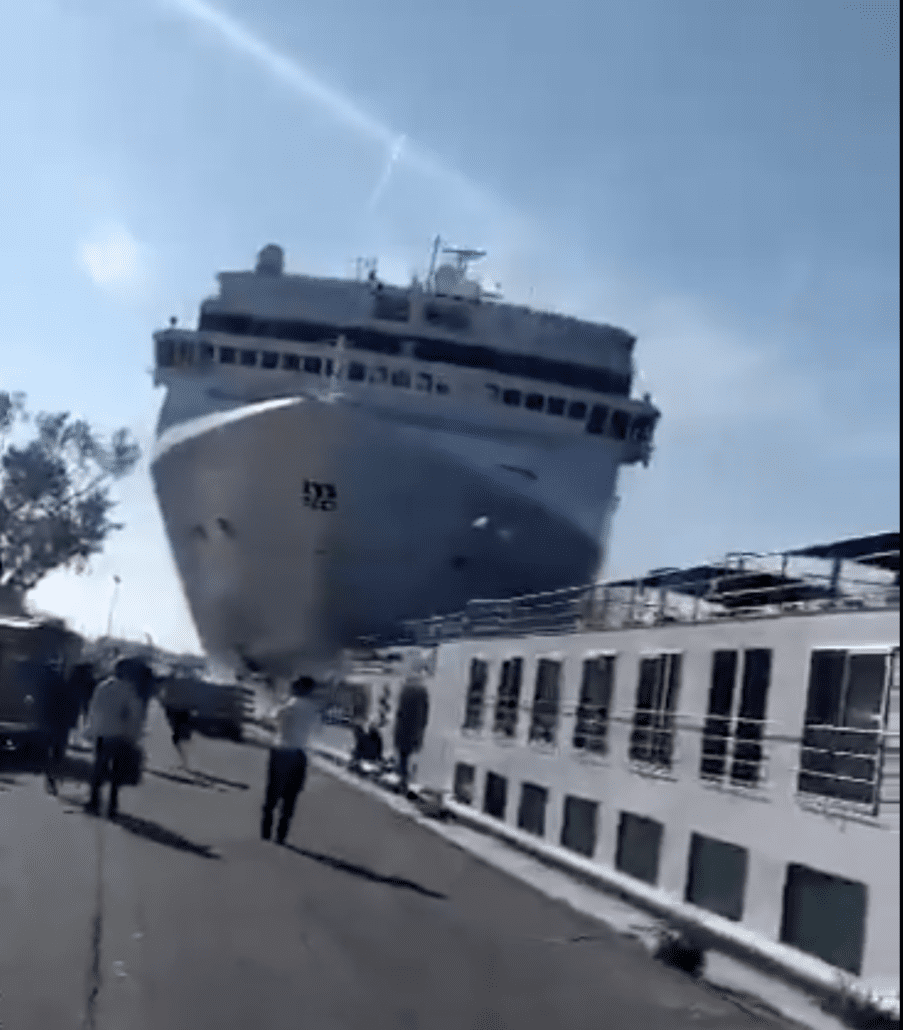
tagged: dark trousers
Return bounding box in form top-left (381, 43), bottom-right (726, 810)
top-left (88, 738), bottom-right (131, 817)
top-left (261, 748), bottom-right (307, 843)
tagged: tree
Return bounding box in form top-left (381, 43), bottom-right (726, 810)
top-left (0, 391), bottom-right (141, 610)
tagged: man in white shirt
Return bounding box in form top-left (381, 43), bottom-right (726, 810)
top-left (84, 658), bottom-right (153, 818)
top-left (261, 675), bottom-right (320, 844)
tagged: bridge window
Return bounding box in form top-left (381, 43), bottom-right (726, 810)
top-left (631, 415), bottom-right (655, 442)
top-left (261, 351), bottom-right (279, 369)
top-left (347, 329), bottom-right (402, 355)
top-left (373, 292), bottom-right (410, 322)
top-left (369, 366), bottom-right (388, 384)
top-left (324, 359), bottom-right (334, 376)
top-left (157, 339), bottom-right (175, 367)
top-left (177, 342), bottom-right (195, 365)
top-left (546, 397), bottom-right (565, 416)
top-left (199, 342), bottom-right (215, 364)
top-left (347, 362), bottom-right (366, 382)
top-left (611, 410), bottom-right (630, 440)
top-left (424, 303), bottom-right (471, 332)
top-left (283, 354), bottom-right (300, 371)
top-left (586, 404), bottom-right (609, 435)
top-left (629, 653), bottom-right (682, 769)
top-left (486, 384), bottom-right (500, 401)
top-left (240, 349), bottom-right (257, 367)
top-left (219, 347), bottom-right (236, 364)
top-left (502, 389), bottom-right (522, 407)
top-left (391, 369), bottom-right (410, 388)
top-left (415, 373), bottom-right (432, 392)
top-left (303, 356), bottom-right (322, 374)
top-left (435, 380), bottom-right (450, 395)
top-left (525, 393), bottom-right (544, 411)
top-left (567, 401), bottom-right (587, 420)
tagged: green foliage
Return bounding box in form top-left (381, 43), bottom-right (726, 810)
top-left (0, 391), bottom-right (141, 596)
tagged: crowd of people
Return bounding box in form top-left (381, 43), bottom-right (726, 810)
top-left (26, 653), bottom-right (428, 844)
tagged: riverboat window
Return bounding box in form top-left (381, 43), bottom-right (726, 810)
top-left (502, 389), bottom-right (522, 407)
top-left (631, 415), bottom-right (655, 443)
top-left (573, 655), bottom-right (616, 754)
top-left (685, 833), bottom-right (748, 922)
top-left (546, 397), bottom-right (565, 416)
top-left (517, 782), bottom-right (548, 837)
top-left (567, 401), bottom-right (587, 420)
top-left (610, 410), bottom-right (630, 440)
top-left (616, 812), bottom-right (663, 885)
top-left (177, 342), bottom-right (195, 366)
top-left (525, 393), bottom-right (544, 411)
top-left (391, 370), bottom-right (410, 388)
top-left (261, 351), bottom-right (279, 369)
top-left (282, 354), bottom-right (300, 371)
top-left (560, 796), bottom-right (598, 857)
top-left (629, 653), bottom-right (682, 768)
top-left (347, 361), bottom-right (366, 382)
top-left (240, 349), bottom-right (257, 367)
top-left (493, 658), bottom-right (523, 738)
top-left (483, 771), bottom-right (507, 819)
top-left (303, 356), bottom-right (322, 374)
top-left (369, 366), bottom-right (388, 384)
top-left (435, 381), bottom-right (450, 395)
top-left (219, 347), bottom-right (236, 364)
top-left (415, 373), bottom-right (432, 392)
top-left (199, 310), bottom-right (339, 346)
top-left (485, 384), bottom-right (499, 401)
top-left (797, 648), bottom-right (894, 808)
top-left (453, 763), bottom-right (476, 805)
top-left (372, 292), bottom-right (410, 322)
top-left (586, 404), bottom-right (609, 435)
top-left (529, 659), bottom-right (562, 745)
top-left (780, 864), bottom-right (867, 975)
top-left (700, 650), bottom-right (771, 786)
top-left (199, 342), bottom-right (215, 364)
top-left (463, 658), bottom-right (488, 730)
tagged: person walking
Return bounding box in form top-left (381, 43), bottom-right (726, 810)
top-left (41, 658), bottom-right (80, 795)
top-left (393, 681), bottom-right (429, 796)
top-left (261, 676), bottom-right (319, 845)
top-left (84, 658), bottom-right (154, 819)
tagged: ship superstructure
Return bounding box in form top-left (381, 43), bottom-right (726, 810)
top-left (151, 243), bottom-right (660, 679)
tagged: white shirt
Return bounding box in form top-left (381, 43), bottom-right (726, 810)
top-left (86, 677), bottom-right (146, 743)
top-left (273, 696), bottom-right (319, 750)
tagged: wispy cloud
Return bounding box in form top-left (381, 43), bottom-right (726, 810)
top-left (77, 221), bottom-right (150, 294)
top-left (164, 0), bottom-right (497, 213)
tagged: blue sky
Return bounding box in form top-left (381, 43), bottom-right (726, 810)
top-left (3, 0), bottom-right (898, 654)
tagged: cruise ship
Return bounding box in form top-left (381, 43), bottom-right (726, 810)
top-left (150, 243), bottom-right (660, 680)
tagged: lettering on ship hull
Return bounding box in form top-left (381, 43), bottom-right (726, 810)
top-left (303, 480), bottom-right (337, 511)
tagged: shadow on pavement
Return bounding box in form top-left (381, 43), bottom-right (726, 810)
top-left (0, 752), bottom-right (94, 783)
top-left (283, 844), bottom-right (446, 900)
top-left (112, 812), bottom-right (222, 860)
top-left (148, 768), bottom-right (250, 791)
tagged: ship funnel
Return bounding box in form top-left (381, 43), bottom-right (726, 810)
top-left (256, 244), bottom-right (284, 275)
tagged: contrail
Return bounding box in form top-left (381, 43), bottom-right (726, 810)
top-left (369, 134), bottom-right (406, 209)
top-left (163, 0), bottom-right (496, 211)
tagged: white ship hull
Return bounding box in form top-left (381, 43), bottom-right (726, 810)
top-left (151, 392), bottom-right (621, 679)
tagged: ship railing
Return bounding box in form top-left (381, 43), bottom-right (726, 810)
top-left (401, 546), bottom-right (899, 644)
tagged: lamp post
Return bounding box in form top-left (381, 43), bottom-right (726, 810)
top-left (106, 575), bottom-right (121, 638)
